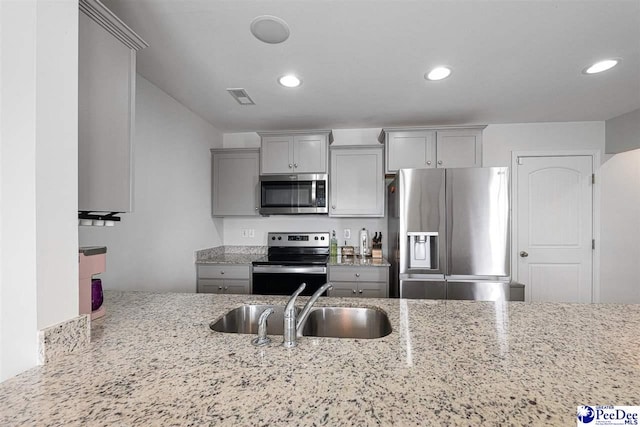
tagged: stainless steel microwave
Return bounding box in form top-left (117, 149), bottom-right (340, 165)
top-left (259, 174), bottom-right (328, 215)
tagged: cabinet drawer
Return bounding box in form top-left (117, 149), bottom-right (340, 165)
top-left (198, 265), bottom-right (250, 280)
top-left (198, 278), bottom-right (224, 293)
top-left (329, 266), bottom-right (386, 282)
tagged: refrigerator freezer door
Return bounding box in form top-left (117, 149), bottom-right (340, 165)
top-left (399, 168), bottom-right (446, 275)
top-left (400, 279), bottom-right (446, 299)
top-left (446, 281), bottom-right (511, 301)
top-left (446, 167), bottom-right (510, 277)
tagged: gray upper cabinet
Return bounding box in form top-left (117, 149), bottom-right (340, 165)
top-left (211, 149), bottom-right (259, 217)
top-left (259, 131), bottom-right (332, 174)
top-left (382, 126), bottom-right (485, 173)
top-left (78, 0), bottom-right (147, 212)
top-left (330, 145), bottom-right (384, 217)
top-left (435, 129), bottom-right (483, 168)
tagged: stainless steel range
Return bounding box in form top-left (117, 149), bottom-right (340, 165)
top-left (252, 232), bottom-right (329, 296)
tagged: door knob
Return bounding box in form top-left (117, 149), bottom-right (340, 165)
top-left (519, 251), bottom-right (529, 258)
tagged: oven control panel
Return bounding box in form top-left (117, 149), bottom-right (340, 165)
top-left (267, 232), bottom-right (329, 247)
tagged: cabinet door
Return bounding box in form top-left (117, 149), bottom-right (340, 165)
top-left (198, 278), bottom-right (224, 294)
top-left (435, 129), bottom-right (482, 168)
top-left (386, 131), bottom-right (436, 173)
top-left (78, 12), bottom-right (135, 212)
top-left (328, 282), bottom-right (357, 297)
top-left (212, 150), bottom-right (259, 216)
top-left (357, 282), bottom-right (388, 298)
top-left (261, 136), bottom-right (293, 174)
top-left (223, 280), bottom-right (251, 295)
top-left (330, 147), bottom-right (384, 217)
top-left (293, 134), bottom-right (327, 173)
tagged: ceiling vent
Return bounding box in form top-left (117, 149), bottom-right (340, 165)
top-left (227, 88), bottom-right (255, 105)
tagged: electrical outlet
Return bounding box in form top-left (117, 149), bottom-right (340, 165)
top-left (343, 229), bottom-right (351, 239)
top-left (249, 229), bottom-right (255, 238)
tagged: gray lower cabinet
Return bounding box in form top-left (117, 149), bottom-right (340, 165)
top-left (197, 265), bottom-right (251, 294)
top-left (329, 145), bottom-right (384, 217)
top-left (211, 149), bottom-right (259, 216)
top-left (78, 0), bottom-right (147, 212)
top-left (328, 266), bottom-right (389, 298)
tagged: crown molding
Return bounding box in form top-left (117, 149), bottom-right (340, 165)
top-left (79, 0), bottom-right (148, 50)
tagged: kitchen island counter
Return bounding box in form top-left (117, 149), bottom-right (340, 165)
top-left (1, 292), bottom-right (638, 425)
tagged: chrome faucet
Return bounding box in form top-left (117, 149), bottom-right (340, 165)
top-left (282, 282), bottom-right (333, 348)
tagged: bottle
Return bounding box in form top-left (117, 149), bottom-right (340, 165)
top-left (330, 230), bottom-right (338, 257)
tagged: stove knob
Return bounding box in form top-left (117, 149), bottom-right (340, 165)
top-left (315, 236), bottom-right (319, 240)
top-left (271, 236), bottom-right (276, 240)
top-left (278, 236), bottom-right (282, 240)
top-left (321, 236), bottom-right (325, 240)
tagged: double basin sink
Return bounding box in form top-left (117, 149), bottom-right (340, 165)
top-left (211, 304), bottom-right (392, 339)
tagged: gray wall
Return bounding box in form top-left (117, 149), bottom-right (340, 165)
top-left (79, 75), bottom-right (224, 292)
top-left (606, 108), bottom-right (640, 154)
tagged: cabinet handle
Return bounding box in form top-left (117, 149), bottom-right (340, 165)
top-left (426, 161), bottom-right (432, 165)
top-left (218, 286), bottom-right (223, 290)
top-left (224, 286), bottom-right (229, 290)
top-left (288, 164), bottom-right (293, 168)
top-left (331, 205), bottom-right (336, 209)
top-left (220, 271), bottom-right (225, 275)
top-left (437, 160), bottom-right (443, 165)
top-left (520, 251), bottom-right (529, 258)
top-left (255, 207), bottom-right (258, 211)
top-left (294, 163), bottom-right (298, 168)
top-left (359, 290), bottom-right (363, 294)
top-left (352, 289), bottom-right (357, 294)
top-left (355, 273), bottom-right (360, 277)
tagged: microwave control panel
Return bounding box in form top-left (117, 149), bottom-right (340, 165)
top-left (316, 181), bottom-right (326, 207)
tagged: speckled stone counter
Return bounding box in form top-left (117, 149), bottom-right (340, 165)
top-left (196, 245), bottom-right (266, 264)
top-left (329, 255), bottom-right (391, 267)
top-left (1, 292), bottom-right (639, 426)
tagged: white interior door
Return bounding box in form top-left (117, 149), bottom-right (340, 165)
top-left (516, 155), bottom-right (593, 302)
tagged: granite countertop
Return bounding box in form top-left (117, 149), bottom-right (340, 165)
top-left (1, 292), bottom-right (639, 425)
top-left (196, 245), bottom-right (266, 265)
top-left (329, 255), bottom-right (391, 267)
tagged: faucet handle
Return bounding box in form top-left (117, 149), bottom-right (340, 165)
top-left (284, 282), bottom-right (306, 315)
top-left (251, 307), bottom-right (275, 347)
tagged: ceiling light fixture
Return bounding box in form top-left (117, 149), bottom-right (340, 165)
top-left (583, 58), bottom-right (621, 74)
top-left (278, 74), bottom-right (302, 88)
top-left (250, 15), bottom-right (290, 44)
top-left (425, 66), bottom-right (452, 81)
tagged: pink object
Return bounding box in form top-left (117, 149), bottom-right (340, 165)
top-left (79, 250), bottom-right (106, 320)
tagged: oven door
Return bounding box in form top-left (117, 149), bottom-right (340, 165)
top-left (252, 265), bottom-right (328, 296)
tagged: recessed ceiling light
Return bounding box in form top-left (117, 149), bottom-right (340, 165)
top-left (250, 15), bottom-right (290, 44)
top-left (583, 58), bottom-right (621, 74)
top-left (278, 74), bottom-right (302, 88)
top-left (425, 66), bottom-right (452, 81)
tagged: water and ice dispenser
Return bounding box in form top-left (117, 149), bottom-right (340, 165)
top-left (407, 232), bottom-right (438, 269)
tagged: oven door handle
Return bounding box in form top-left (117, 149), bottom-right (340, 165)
top-left (252, 265), bottom-right (327, 275)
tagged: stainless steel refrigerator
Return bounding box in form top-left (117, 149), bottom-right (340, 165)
top-left (388, 167), bottom-right (523, 301)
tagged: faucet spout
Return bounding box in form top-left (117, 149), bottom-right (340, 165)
top-left (296, 282), bottom-right (333, 337)
top-left (282, 283), bottom-right (306, 348)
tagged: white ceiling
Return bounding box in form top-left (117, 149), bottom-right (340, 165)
top-left (103, 0), bottom-right (640, 133)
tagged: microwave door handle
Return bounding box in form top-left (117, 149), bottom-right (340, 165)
top-left (311, 180), bottom-right (317, 207)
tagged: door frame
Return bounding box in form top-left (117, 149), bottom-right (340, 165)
top-left (510, 149), bottom-right (601, 302)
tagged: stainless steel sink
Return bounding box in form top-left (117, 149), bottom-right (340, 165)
top-left (301, 307), bottom-right (392, 339)
top-left (210, 304), bottom-right (294, 335)
top-left (210, 305), bottom-right (392, 339)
